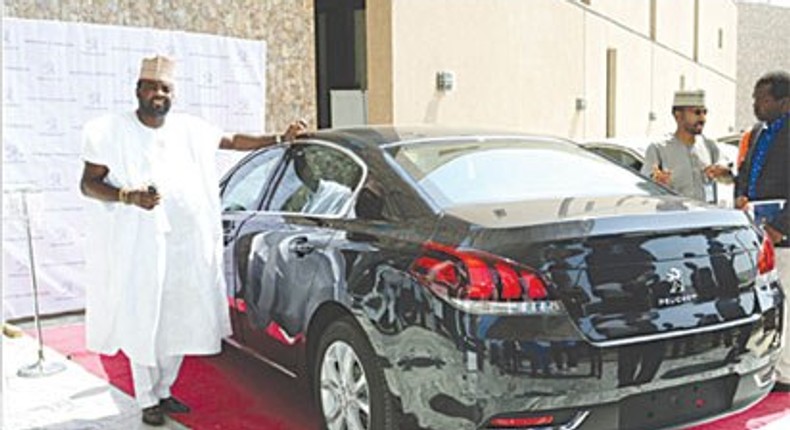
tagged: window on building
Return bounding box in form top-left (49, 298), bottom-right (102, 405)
top-left (693, 0), bottom-right (700, 61)
top-left (606, 48), bottom-right (617, 138)
top-left (650, 0), bottom-right (657, 41)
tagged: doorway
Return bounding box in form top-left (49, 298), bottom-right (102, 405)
top-left (314, 0), bottom-right (367, 129)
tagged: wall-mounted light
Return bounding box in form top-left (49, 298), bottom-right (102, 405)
top-left (575, 97), bottom-right (587, 111)
top-left (436, 71), bottom-right (455, 92)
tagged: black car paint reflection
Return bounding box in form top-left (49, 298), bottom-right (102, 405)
top-left (220, 127), bottom-right (784, 430)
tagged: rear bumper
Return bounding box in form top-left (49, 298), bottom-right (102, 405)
top-left (357, 300), bottom-right (783, 430)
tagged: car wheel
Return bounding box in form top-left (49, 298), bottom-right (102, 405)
top-left (314, 317), bottom-right (397, 430)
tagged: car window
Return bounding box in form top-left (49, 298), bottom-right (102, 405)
top-left (221, 148), bottom-right (284, 212)
top-left (388, 138), bottom-right (667, 208)
top-left (588, 146), bottom-right (643, 172)
top-left (268, 143), bottom-right (364, 216)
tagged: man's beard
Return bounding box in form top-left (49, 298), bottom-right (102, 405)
top-left (686, 122), bottom-right (704, 135)
top-left (139, 98), bottom-right (171, 117)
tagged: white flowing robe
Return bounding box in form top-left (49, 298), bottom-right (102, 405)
top-left (81, 112), bottom-right (231, 366)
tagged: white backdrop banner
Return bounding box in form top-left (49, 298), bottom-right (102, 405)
top-left (2, 18), bottom-right (267, 319)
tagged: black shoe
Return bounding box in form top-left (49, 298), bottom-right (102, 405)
top-left (772, 381), bottom-right (790, 393)
top-left (159, 396), bottom-right (191, 413)
top-left (142, 405), bottom-right (165, 426)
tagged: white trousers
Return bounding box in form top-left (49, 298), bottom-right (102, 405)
top-left (130, 355), bottom-right (184, 408)
top-left (776, 247), bottom-right (790, 383)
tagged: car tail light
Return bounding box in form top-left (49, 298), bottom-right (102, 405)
top-left (489, 411), bottom-right (591, 429)
top-left (488, 415), bottom-right (554, 428)
top-left (758, 235), bottom-right (775, 275)
top-left (228, 297), bottom-right (247, 312)
top-left (410, 241), bottom-right (549, 302)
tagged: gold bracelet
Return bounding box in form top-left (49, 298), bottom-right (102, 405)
top-left (118, 187), bottom-right (130, 204)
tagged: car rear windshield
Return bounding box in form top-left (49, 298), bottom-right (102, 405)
top-left (386, 137), bottom-right (667, 208)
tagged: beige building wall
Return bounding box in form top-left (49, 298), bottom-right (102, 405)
top-left (735, 2), bottom-right (790, 131)
top-left (655, 0), bottom-right (697, 57)
top-left (5, 0), bottom-right (738, 138)
top-left (589, 0), bottom-right (650, 36)
top-left (3, 0), bottom-right (317, 132)
top-left (367, 0), bottom-right (394, 125)
top-left (583, 18), bottom-right (655, 138)
top-left (699, 0), bottom-right (738, 77)
top-left (369, 0), bottom-right (737, 140)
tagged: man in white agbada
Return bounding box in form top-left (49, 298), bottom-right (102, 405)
top-left (79, 55), bottom-right (306, 427)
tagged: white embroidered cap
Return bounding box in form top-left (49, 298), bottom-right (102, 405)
top-left (673, 89), bottom-right (705, 107)
top-left (139, 55), bottom-right (175, 84)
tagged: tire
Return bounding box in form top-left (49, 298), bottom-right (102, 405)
top-left (313, 316), bottom-right (398, 430)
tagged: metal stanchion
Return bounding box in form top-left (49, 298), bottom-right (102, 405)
top-left (5, 187), bottom-right (67, 377)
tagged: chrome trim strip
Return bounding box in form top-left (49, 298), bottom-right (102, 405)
top-left (591, 314), bottom-right (761, 348)
top-left (560, 410), bottom-right (591, 430)
top-left (446, 297), bottom-right (567, 316)
top-left (224, 338), bottom-right (298, 378)
top-left (754, 368), bottom-right (776, 389)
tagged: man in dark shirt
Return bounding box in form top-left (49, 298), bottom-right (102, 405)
top-left (734, 70), bottom-right (790, 392)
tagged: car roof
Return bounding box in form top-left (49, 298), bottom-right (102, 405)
top-left (300, 125), bottom-right (570, 150)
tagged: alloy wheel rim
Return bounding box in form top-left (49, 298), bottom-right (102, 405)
top-left (320, 340), bottom-right (371, 430)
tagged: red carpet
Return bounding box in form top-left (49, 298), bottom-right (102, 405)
top-left (39, 323), bottom-right (789, 430)
top-left (40, 323), bottom-right (319, 430)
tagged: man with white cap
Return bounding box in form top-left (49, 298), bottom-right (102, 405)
top-left (641, 89), bottom-right (732, 202)
top-left (79, 55), bottom-right (307, 426)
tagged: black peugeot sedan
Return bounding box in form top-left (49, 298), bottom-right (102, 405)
top-left (219, 126), bottom-right (784, 430)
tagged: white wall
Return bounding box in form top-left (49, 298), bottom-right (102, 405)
top-left (368, 0), bottom-right (738, 140)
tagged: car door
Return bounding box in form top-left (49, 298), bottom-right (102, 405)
top-left (219, 147), bottom-right (286, 341)
top-left (233, 142), bottom-right (365, 372)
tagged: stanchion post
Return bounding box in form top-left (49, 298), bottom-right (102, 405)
top-left (8, 188), bottom-right (67, 377)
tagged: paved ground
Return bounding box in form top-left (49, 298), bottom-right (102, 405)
top-left (2, 319), bottom-right (188, 430)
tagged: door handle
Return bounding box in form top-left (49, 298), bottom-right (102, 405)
top-left (222, 220), bottom-right (235, 245)
top-left (288, 236), bottom-right (315, 256)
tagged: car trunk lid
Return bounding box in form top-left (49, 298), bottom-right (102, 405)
top-left (434, 196), bottom-right (763, 344)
